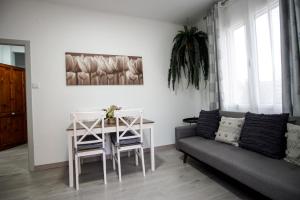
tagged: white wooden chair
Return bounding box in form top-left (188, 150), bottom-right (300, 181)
top-left (111, 108), bottom-right (145, 182)
top-left (71, 111), bottom-right (107, 190)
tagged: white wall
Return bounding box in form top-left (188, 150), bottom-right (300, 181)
top-left (0, 0), bottom-right (201, 165)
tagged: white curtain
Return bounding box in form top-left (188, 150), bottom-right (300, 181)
top-left (218, 0), bottom-right (282, 114)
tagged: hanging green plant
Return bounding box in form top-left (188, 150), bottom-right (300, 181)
top-left (168, 25), bottom-right (209, 90)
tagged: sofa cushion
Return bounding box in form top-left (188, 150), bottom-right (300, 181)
top-left (285, 123), bottom-right (300, 166)
top-left (177, 136), bottom-right (300, 200)
top-left (239, 112), bottom-right (289, 159)
top-left (196, 110), bottom-right (220, 139)
top-left (215, 116), bottom-right (244, 146)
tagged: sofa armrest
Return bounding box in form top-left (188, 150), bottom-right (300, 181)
top-left (175, 125), bottom-right (197, 143)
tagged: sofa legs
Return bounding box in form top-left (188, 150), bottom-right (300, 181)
top-left (183, 153), bottom-right (188, 163)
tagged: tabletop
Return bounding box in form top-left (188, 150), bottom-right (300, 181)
top-left (66, 118), bottom-right (154, 131)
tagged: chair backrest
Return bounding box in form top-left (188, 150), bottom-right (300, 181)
top-left (71, 111), bottom-right (106, 149)
top-left (114, 108), bottom-right (143, 145)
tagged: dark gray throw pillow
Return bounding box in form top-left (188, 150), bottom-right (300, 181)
top-left (239, 112), bottom-right (289, 159)
top-left (196, 110), bottom-right (220, 139)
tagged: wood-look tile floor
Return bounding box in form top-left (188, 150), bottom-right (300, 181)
top-left (0, 145), bottom-right (269, 200)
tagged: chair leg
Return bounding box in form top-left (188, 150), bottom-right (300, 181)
top-left (128, 151), bottom-right (131, 157)
top-left (75, 155), bottom-right (79, 190)
top-left (117, 149), bottom-right (122, 182)
top-left (78, 157), bottom-right (81, 175)
top-left (140, 147), bottom-right (145, 177)
top-left (135, 149), bottom-right (139, 166)
top-left (112, 145), bottom-right (116, 171)
top-left (103, 153), bottom-right (107, 184)
top-left (183, 153), bottom-right (188, 163)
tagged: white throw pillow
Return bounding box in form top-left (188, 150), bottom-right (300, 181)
top-left (285, 123), bottom-right (300, 166)
top-left (215, 116), bottom-right (244, 146)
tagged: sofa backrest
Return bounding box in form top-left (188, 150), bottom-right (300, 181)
top-left (220, 111), bottom-right (300, 125)
top-left (220, 111), bottom-right (245, 118)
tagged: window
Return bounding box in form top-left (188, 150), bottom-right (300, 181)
top-left (232, 25), bottom-right (250, 108)
top-left (270, 6), bottom-right (282, 106)
top-left (255, 5), bottom-right (282, 109)
top-left (218, 0), bottom-right (281, 113)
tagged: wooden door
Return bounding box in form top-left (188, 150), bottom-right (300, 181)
top-left (0, 65), bottom-right (12, 148)
top-left (0, 64), bottom-right (27, 150)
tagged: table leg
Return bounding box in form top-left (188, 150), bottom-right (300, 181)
top-left (150, 126), bottom-right (155, 171)
top-left (68, 133), bottom-right (74, 187)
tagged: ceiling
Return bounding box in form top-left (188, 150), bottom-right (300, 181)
top-left (40, 0), bottom-right (215, 24)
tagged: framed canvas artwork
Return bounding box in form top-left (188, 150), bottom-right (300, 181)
top-left (65, 52), bottom-right (143, 85)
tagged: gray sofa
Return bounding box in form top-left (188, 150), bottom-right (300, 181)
top-left (175, 111), bottom-right (300, 200)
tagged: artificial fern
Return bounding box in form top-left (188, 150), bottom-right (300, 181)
top-left (168, 26), bottom-right (209, 90)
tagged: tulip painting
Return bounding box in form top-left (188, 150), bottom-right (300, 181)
top-left (65, 52), bottom-right (144, 85)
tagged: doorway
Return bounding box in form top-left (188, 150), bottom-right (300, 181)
top-left (0, 62), bottom-right (27, 150)
top-left (0, 39), bottom-right (34, 171)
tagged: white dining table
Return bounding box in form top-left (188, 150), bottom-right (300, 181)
top-left (66, 118), bottom-right (155, 188)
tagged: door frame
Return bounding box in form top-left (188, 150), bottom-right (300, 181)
top-left (0, 38), bottom-right (34, 171)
